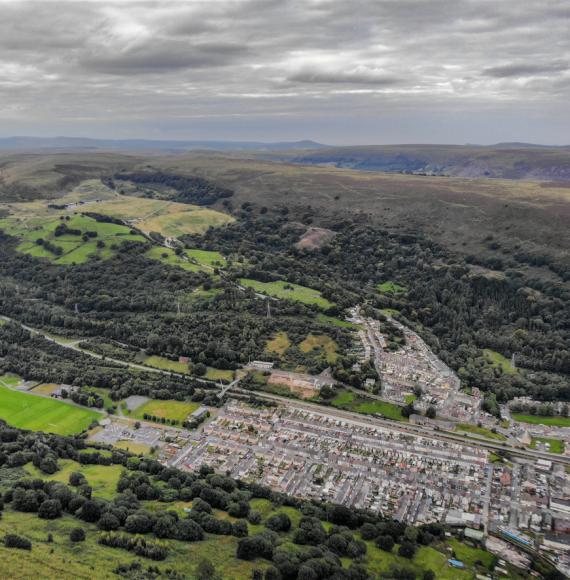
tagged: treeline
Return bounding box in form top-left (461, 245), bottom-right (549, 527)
top-left (114, 171), bottom-right (234, 206)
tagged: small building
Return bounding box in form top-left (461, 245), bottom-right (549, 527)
top-left (465, 528), bottom-right (485, 542)
top-left (190, 407), bottom-right (209, 420)
top-left (247, 360), bottom-right (274, 371)
top-left (448, 559), bottom-right (465, 569)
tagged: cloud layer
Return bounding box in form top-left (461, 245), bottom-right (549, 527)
top-left (0, 0), bottom-right (568, 144)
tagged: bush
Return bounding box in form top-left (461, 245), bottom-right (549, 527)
top-left (38, 499), bottom-right (62, 520)
top-left (265, 513), bottom-right (292, 533)
top-left (4, 534), bottom-right (32, 550)
top-left (70, 527), bottom-right (86, 542)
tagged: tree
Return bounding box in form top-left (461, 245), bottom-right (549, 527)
top-left (375, 535), bottom-right (395, 552)
top-left (266, 513), bottom-right (292, 533)
top-left (38, 499), bottom-right (62, 520)
top-left (70, 527), bottom-right (86, 542)
top-left (398, 540), bottom-right (417, 559)
top-left (98, 512), bottom-right (120, 531)
top-left (426, 406), bottom-right (436, 419)
top-left (78, 499), bottom-right (101, 523)
top-left (69, 471), bottom-right (86, 487)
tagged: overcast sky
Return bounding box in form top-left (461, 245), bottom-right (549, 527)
top-left (0, 0), bottom-right (569, 144)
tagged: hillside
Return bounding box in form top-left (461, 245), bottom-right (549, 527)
top-left (287, 144), bottom-right (570, 181)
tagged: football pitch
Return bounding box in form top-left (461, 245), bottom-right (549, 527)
top-left (0, 386), bottom-right (101, 436)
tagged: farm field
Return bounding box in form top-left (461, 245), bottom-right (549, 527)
top-left (93, 195), bottom-right (233, 237)
top-left (330, 390), bottom-right (405, 421)
top-left (240, 278), bottom-right (333, 309)
top-left (130, 398), bottom-right (200, 422)
top-left (145, 246), bottom-right (205, 272)
top-left (186, 248), bottom-right (227, 267)
top-left (0, 213), bottom-right (145, 264)
top-left (457, 423), bottom-right (506, 441)
top-left (0, 386), bottom-right (101, 435)
top-left (531, 436), bottom-right (565, 454)
top-left (512, 413), bottom-right (570, 427)
top-left (483, 349), bottom-right (517, 375)
top-left (299, 333), bottom-right (338, 363)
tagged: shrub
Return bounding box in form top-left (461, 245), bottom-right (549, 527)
top-left (70, 527), bottom-right (86, 542)
top-left (4, 534), bottom-right (32, 550)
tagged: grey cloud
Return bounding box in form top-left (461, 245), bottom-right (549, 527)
top-left (483, 63), bottom-right (569, 78)
top-left (288, 70), bottom-right (401, 86)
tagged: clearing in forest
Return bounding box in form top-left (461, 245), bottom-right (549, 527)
top-left (240, 279), bottom-right (333, 309)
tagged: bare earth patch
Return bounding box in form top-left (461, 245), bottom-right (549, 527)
top-left (296, 226), bottom-right (336, 250)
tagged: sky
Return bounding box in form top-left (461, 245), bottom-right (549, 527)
top-left (0, 0), bottom-right (569, 145)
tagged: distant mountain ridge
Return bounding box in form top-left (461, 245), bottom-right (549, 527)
top-left (288, 143), bottom-right (570, 180)
top-left (0, 136), bottom-right (328, 152)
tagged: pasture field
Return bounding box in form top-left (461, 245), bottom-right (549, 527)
top-left (266, 331), bottom-right (291, 356)
top-left (0, 386), bottom-right (101, 435)
top-left (330, 390), bottom-right (405, 421)
top-left (145, 246), bottom-right (205, 272)
top-left (186, 248), bottom-right (227, 267)
top-left (130, 399), bottom-right (200, 422)
top-left (457, 423), bottom-right (506, 441)
top-left (93, 195), bottom-right (234, 237)
top-left (512, 413), bottom-right (570, 427)
top-left (483, 349), bottom-right (517, 374)
top-left (144, 354), bottom-right (191, 374)
top-left (0, 213), bottom-right (145, 264)
top-left (299, 333), bottom-right (338, 363)
top-left (531, 436), bottom-right (565, 454)
top-left (240, 278), bottom-right (333, 309)
top-left (377, 281), bottom-right (407, 295)
top-left (448, 538), bottom-right (497, 570)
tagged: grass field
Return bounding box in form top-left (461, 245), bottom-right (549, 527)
top-left (145, 246), bottom-right (205, 273)
top-left (111, 440), bottom-right (152, 455)
top-left (531, 436), bottom-right (565, 454)
top-left (130, 399), bottom-right (200, 422)
top-left (0, 373), bottom-right (22, 387)
top-left (448, 538), bottom-right (497, 570)
top-left (512, 413), bottom-right (570, 427)
top-left (144, 354), bottom-right (190, 374)
top-left (31, 383), bottom-right (60, 395)
top-left (93, 196), bottom-right (233, 237)
top-left (205, 367), bottom-right (234, 382)
top-left (299, 334), bottom-right (338, 363)
top-left (186, 248), bottom-right (227, 267)
top-left (330, 390), bottom-right (404, 421)
top-left (240, 279), bottom-right (333, 309)
top-left (0, 213), bottom-right (145, 265)
top-left (377, 281), bottom-right (407, 295)
top-left (483, 349), bottom-right (517, 375)
top-left (0, 386), bottom-right (101, 435)
top-left (316, 313), bottom-right (357, 328)
top-left (25, 459), bottom-right (123, 500)
top-left (457, 423), bottom-right (506, 441)
top-left (266, 331), bottom-right (291, 356)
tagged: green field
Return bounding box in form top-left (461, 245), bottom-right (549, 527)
top-left (145, 246), bottom-right (206, 272)
top-left (512, 413), bottom-right (570, 427)
top-left (377, 281), bottom-right (407, 295)
top-left (531, 436), bottom-right (565, 454)
top-left (186, 248), bottom-right (227, 267)
top-left (0, 386), bottom-right (101, 435)
top-left (130, 399), bottom-right (201, 422)
top-left (0, 373), bottom-right (22, 387)
top-left (316, 313), bottom-right (357, 328)
top-left (205, 367), bottom-right (234, 382)
top-left (483, 349), bottom-right (517, 374)
top-left (25, 459), bottom-right (123, 500)
top-left (330, 390), bottom-right (404, 421)
top-left (448, 538), bottom-right (497, 570)
top-left (240, 279), bottom-right (333, 309)
top-left (0, 213), bottom-right (145, 265)
top-left (457, 423), bottom-right (506, 441)
top-left (144, 354), bottom-right (191, 373)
